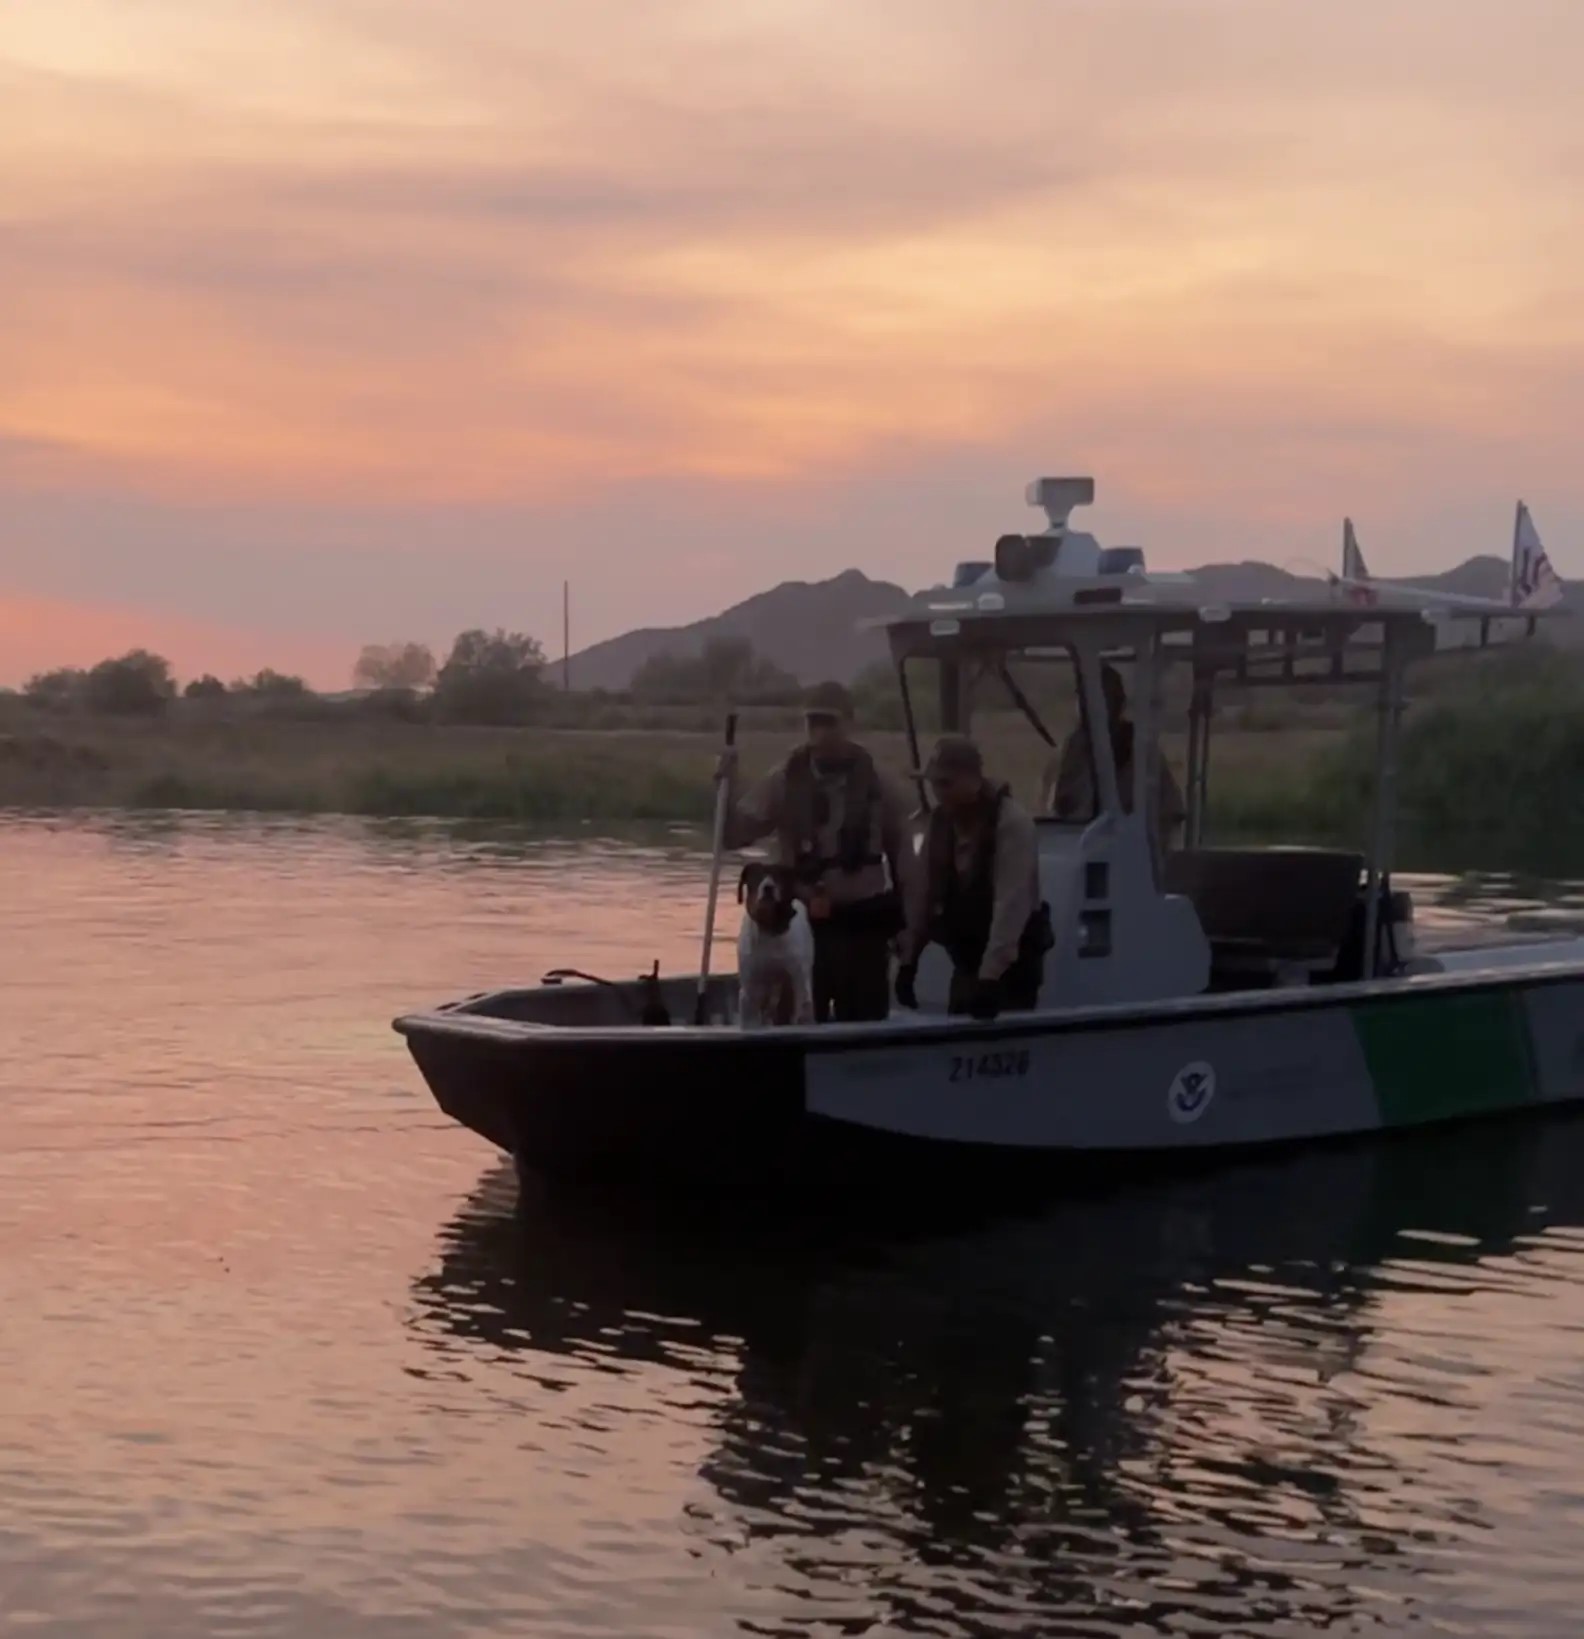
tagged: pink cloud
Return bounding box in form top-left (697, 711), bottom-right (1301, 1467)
top-left (0, 591), bottom-right (351, 690)
top-left (0, 0), bottom-right (1581, 678)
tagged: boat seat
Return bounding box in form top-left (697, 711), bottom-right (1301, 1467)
top-left (1162, 847), bottom-right (1365, 980)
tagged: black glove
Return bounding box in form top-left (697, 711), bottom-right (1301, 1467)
top-left (894, 962), bottom-right (919, 1011)
top-left (968, 976), bottom-right (1002, 1021)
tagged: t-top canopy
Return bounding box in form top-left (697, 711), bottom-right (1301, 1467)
top-left (871, 476), bottom-right (1562, 687)
top-left (882, 599), bottom-right (1451, 689)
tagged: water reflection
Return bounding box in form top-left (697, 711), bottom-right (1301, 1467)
top-left (412, 1117), bottom-right (1584, 1635)
top-left (8, 813), bottom-right (1584, 1635)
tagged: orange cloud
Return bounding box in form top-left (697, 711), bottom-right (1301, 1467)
top-left (0, 0), bottom-right (1580, 673)
top-left (4, 0), bottom-right (1583, 504)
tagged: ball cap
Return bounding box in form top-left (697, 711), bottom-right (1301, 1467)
top-left (804, 680), bottom-right (855, 719)
top-left (922, 734), bottom-right (984, 779)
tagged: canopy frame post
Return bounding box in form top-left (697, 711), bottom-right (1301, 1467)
top-left (1135, 632), bottom-right (1167, 875)
top-left (897, 657), bottom-right (927, 812)
top-left (1185, 672), bottom-right (1214, 849)
top-left (1361, 624), bottom-right (1407, 979)
top-left (1074, 644), bottom-right (1123, 819)
top-left (938, 657), bottom-right (966, 735)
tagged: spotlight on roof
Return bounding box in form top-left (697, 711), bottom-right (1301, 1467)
top-left (1098, 546), bottom-right (1145, 576)
top-left (1025, 476), bottom-right (1096, 531)
top-left (994, 533), bottom-right (1059, 583)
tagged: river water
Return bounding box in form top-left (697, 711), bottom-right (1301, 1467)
top-left (7, 812), bottom-right (1584, 1637)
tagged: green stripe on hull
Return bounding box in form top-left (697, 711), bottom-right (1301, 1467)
top-left (1353, 990), bottom-right (1537, 1128)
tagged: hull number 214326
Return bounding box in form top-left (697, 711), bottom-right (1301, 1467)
top-left (948, 1049), bottom-right (1031, 1083)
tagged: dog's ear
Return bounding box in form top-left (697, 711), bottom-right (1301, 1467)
top-left (737, 863), bottom-right (760, 904)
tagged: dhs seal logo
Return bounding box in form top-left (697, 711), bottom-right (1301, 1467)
top-left (1167, 1062), bottom-right (1216, 1124)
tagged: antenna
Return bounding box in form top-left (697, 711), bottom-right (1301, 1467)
top-left (562, 580), bottom-right (570, 692)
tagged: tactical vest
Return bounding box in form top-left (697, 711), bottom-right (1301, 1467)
top-left (926, 787), bottom-right (1053, 975)
top-left (781, 744), bottom-right (884, 884)
top-left (925, 786), bottom-right (1009, 972)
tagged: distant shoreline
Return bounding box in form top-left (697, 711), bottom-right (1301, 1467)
top-left (0, 698), bottom-right (1327, 825)
top-left (4, 673), bottom-right (1580, 876)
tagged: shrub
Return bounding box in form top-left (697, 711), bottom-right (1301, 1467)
top-left (232, 669), bottom-right (309, 699)
top-left (23, 667), bottom-right (87, 711)
top-left (83, 651), bottom-right (175, 716)
top-left (353, 686), bottom-right (428, 723)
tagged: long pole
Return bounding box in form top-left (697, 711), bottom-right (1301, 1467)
top-left (694, 711), bottom-right (738, 1025)
top-left (1361, 629), bottom-right (1403, 979)
top-left (562, 580), bottom-right (570, 692)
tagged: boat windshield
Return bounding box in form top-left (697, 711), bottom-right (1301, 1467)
top-left (900, 645), bottom-right (1180, 834)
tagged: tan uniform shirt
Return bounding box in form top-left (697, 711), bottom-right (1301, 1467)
top-left (724, 753), bottom-right (916, 908)
top-left (903, 795), bottom-right (1041, 981)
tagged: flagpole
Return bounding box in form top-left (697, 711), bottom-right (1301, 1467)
top-left (1512, 500), bottom-right (1524, 607)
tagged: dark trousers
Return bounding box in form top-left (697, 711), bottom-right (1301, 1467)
top-left (812, 921), bottom-right (893, 1023)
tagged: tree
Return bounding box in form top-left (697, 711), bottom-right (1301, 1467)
top-left (184, 675), bottom-right (228, 700)
top-left (631, 636), bottom-right (799, 703)
top-left (83, 650), bottom-right (175, 716)
top-left (354, 642), bottom-right (436, 692)
top-left (232, 669), bottom-right (308, 698)
top-left (700, 637), bottom-right (762, 698)
top-left (850, 656), bottom-right (938, 732)
top-left (433, 628), bottom-right (546, 724)
top-left (629, 651), bottom-right (689, 699)
top-left (23, 668), bottom-right (87, 711)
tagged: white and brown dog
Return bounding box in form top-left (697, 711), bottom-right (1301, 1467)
top-left (736, 863), bottom-right (816, 1028)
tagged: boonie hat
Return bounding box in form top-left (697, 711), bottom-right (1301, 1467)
top-left (922, 734), bottom-right (984, 779)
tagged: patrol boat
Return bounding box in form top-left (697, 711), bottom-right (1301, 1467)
top-left (394, 477), bottom-right (1584, 1192)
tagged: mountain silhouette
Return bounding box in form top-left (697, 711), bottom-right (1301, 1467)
top-left (569, 553), bottom-right (1565, 689)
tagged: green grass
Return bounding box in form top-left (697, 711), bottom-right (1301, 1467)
top-left (1189, 649), bottom-right (1584, 873)
top-left (4, 650), bottom-right (1583, 874)
top-left (0, 702), bottom-right (1320, 825)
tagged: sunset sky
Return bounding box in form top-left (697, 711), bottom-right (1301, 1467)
top-left (3, 0), bottom-right (1581, 687)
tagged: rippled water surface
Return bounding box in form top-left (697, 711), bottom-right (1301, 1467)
top-left (7, 812), bottom-right (1584, 1637)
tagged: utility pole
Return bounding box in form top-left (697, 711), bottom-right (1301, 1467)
top-left (562, 580), bottom-right (570, 692)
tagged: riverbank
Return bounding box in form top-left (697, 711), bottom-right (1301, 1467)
top-left (4, 680), bottom-right (1581, 873)
top-left (0, 703), bottom-right (1338, 825)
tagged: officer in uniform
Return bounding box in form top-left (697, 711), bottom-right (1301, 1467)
top-left (721, 681), bottom-right (914, 1022)
top-left (895, 735), bottom-right (1050, 1019)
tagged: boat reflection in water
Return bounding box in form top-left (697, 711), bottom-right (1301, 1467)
top-left (409, 1119), bottom-right (1584, 1635)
